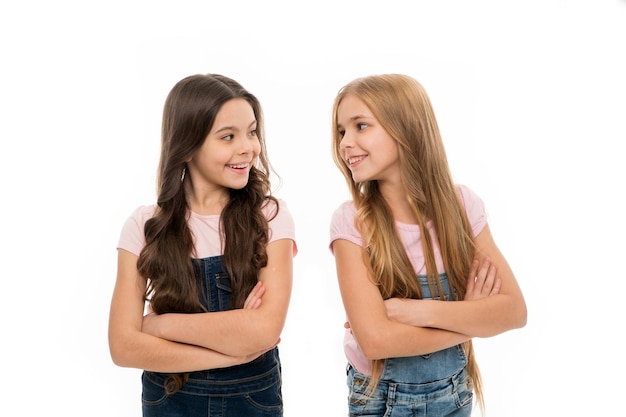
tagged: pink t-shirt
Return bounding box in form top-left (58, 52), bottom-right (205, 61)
top-left (118, 198), bottom-right (297, 258)
top-left (329, 184), bottom-right (487, 374)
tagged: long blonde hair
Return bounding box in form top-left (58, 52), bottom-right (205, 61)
top-left (331, 74), bottom-right (484, 412)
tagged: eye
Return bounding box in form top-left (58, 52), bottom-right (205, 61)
top-left (338, 129), bottom-right (345, 138)
top-left (249, 129), bottom-right (257, 137)
top-left (357, 123), bottom-right (368, 131)
top-left (221, 134), bottom-right (234, 141)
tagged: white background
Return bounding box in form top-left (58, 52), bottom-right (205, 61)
top-left (1, 0), bottom-right (625, 415)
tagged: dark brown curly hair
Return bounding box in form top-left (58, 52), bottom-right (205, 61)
top-left (136, 74), bottom-right (277, 394)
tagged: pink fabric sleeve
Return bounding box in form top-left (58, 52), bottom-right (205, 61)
top-left (117, 205), bottom-right (156, 257)
top-left (329, 201), bottom-right (365, 254)
top-left (456, 184), bottom-right (487, 237)
top-left (266, 199), bottom-right (298, 256)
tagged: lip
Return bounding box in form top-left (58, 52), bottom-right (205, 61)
top-left (345, 155), bottom-right (366, 168)
top-left (226, 162), bottom-right (251, 174)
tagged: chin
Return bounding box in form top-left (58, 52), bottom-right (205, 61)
top-left (229, 181), bottom-right (250, 190)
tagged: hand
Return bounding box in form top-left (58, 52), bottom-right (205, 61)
top-left (243, 281), bottom-right (266, 309)
top-left (384, 298), bottom-right (423, 326)
top-left (465, 258), bottom-right (501, 301)
top-left (142, 311), bottom-right (159, 337)
top-left (142, 282), bottom-right (265, 334)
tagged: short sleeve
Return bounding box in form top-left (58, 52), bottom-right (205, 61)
top-left (329, 201), bottom-right (365, 254)
top-left (266, 199), bottom-right (298, 256)
top-left (117, 205), bottom-right (157, 256)
top-left (457, 184), bottom-right (487, 237)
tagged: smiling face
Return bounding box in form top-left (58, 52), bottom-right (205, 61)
top-left (186, 98), bottom-right (261, 193)
top-left (336, 93), bottom-right (401, 185)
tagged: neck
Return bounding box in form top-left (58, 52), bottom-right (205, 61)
top-left (185, 181), bottom-right (229, 215)
top-left (378, 181), bottom-right (417, 224)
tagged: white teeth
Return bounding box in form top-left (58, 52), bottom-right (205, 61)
top-left (347, 156), bottom-right (365, 165)
top-left (229, 163), bottom-right (248, 169)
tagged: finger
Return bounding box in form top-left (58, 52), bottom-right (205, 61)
top-left (251, 298), bottom-right (262, 309)
top-left (475, 258), bottom-right (491, 293)
top-left (481, 264), bottom-right (496, 295)
top-left (243, 281), bottom-right (265, 309)
top-left (466, 259), bottom-right (479, 293)
top-left (244, 290), bottom-right (264, 309)
top-left (490, 277), bottom-right (502, 295)
top-left (243, 292), bottom-right (255, 309)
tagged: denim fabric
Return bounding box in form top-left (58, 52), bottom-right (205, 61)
top-left (347, 274), bottom-right (473, 417)
top-left (347, 366), bottom-right (473, 417)
top-left (193, 255), bottom-right (234, 312)
top-left (142, 256), bottom-right (283, 417)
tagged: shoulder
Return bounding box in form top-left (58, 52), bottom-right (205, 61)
top-left (122, 204), bottom-right (158, 231)
top-left (131, 204), bottom-right (158, 222)
top-left (331, 200), bottom-right (357, 224)
top-left (118, 204), bottom-right (157, 255)
top-left (263, 198), bottom-right (293, 223)
top-left (329, 200), bottom-right (363, 250)
top-left (456, 183), bottom-right (479, 202)
top-left (264, 198), bottom-right (296, 245)
top-left (455, 184), bottom-right (487, 236)
top-left (455, 184), bottom-right (484, 213)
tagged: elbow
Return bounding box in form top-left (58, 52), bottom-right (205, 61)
top-left (493, 295), bottom-right (527, 335)
top-left (251, 321), bottom-right (284, 352)
top-left (258, 332), bottom-right (281, 352)
top-left (487, 301), bottom-right (527, 337)
top-left (508, 296), bottom-right (527, 330)
top-left (110, 353), bottom-right (128, 368)
top-left (108, 331), bottom-right (137, 368)
top-left (355, 332), bottom-right (389, 361)
top-left (109, 339), bottom-right (131, 368)
top-left (515, 302), bottom-right (528, 329)
top-left (360, 346), bottom-right (385, 361)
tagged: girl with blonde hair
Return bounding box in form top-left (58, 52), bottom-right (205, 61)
top-left (329, 73), bottom-right (526, 416)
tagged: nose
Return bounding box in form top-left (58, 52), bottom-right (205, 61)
top-left (339, 131), bottom-right (354, 150)
top-left (236, 136), bottom-right (254, 154)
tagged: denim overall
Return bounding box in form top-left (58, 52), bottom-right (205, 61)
top-left (141, 256), bottom-right (283, 417)
top-left (347, 274), bottom-right (473, 417)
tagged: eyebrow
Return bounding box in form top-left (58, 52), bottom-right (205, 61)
top-left (337, 115), bottom-right (371, 129)
top-left (214, 120), bottom-right (257, 134)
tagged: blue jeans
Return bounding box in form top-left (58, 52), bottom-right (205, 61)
top-left (347, 366), bottom-right (472, 417)
top-left (346, 274), bottom-right (473, 417)
top-left (142, 256), bottom-right (283, 417)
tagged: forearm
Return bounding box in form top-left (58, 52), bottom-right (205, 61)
top-left (386, 250), bottom-right (526, 337)
top-left (352, 317), bottom-right (470, 360)
top-left (110, 328), bottom-right (245, 373)
top-left (405, 294), bottom-right (527, 337)
top-left (333, 239), bottom-right (470, 360)
top-left (145, 241), bottom-right (294, 356)
top-left (145, 309), bottom-right (282, 356)
top-left (109, 250), bottom-right (263, 372)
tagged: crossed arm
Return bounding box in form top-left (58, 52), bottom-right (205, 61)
top-left (333, 224), bottom-right (527, 361)
top-left (108, 238), bottom-right (294, 373)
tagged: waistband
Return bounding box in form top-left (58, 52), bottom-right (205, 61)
top-left (349, 365), bottom-right (470, 402)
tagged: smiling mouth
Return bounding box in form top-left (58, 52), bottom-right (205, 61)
top-left (347, 155), bottom-right (366, 166)
top-left (227, 162), bottom-right (250, 170)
